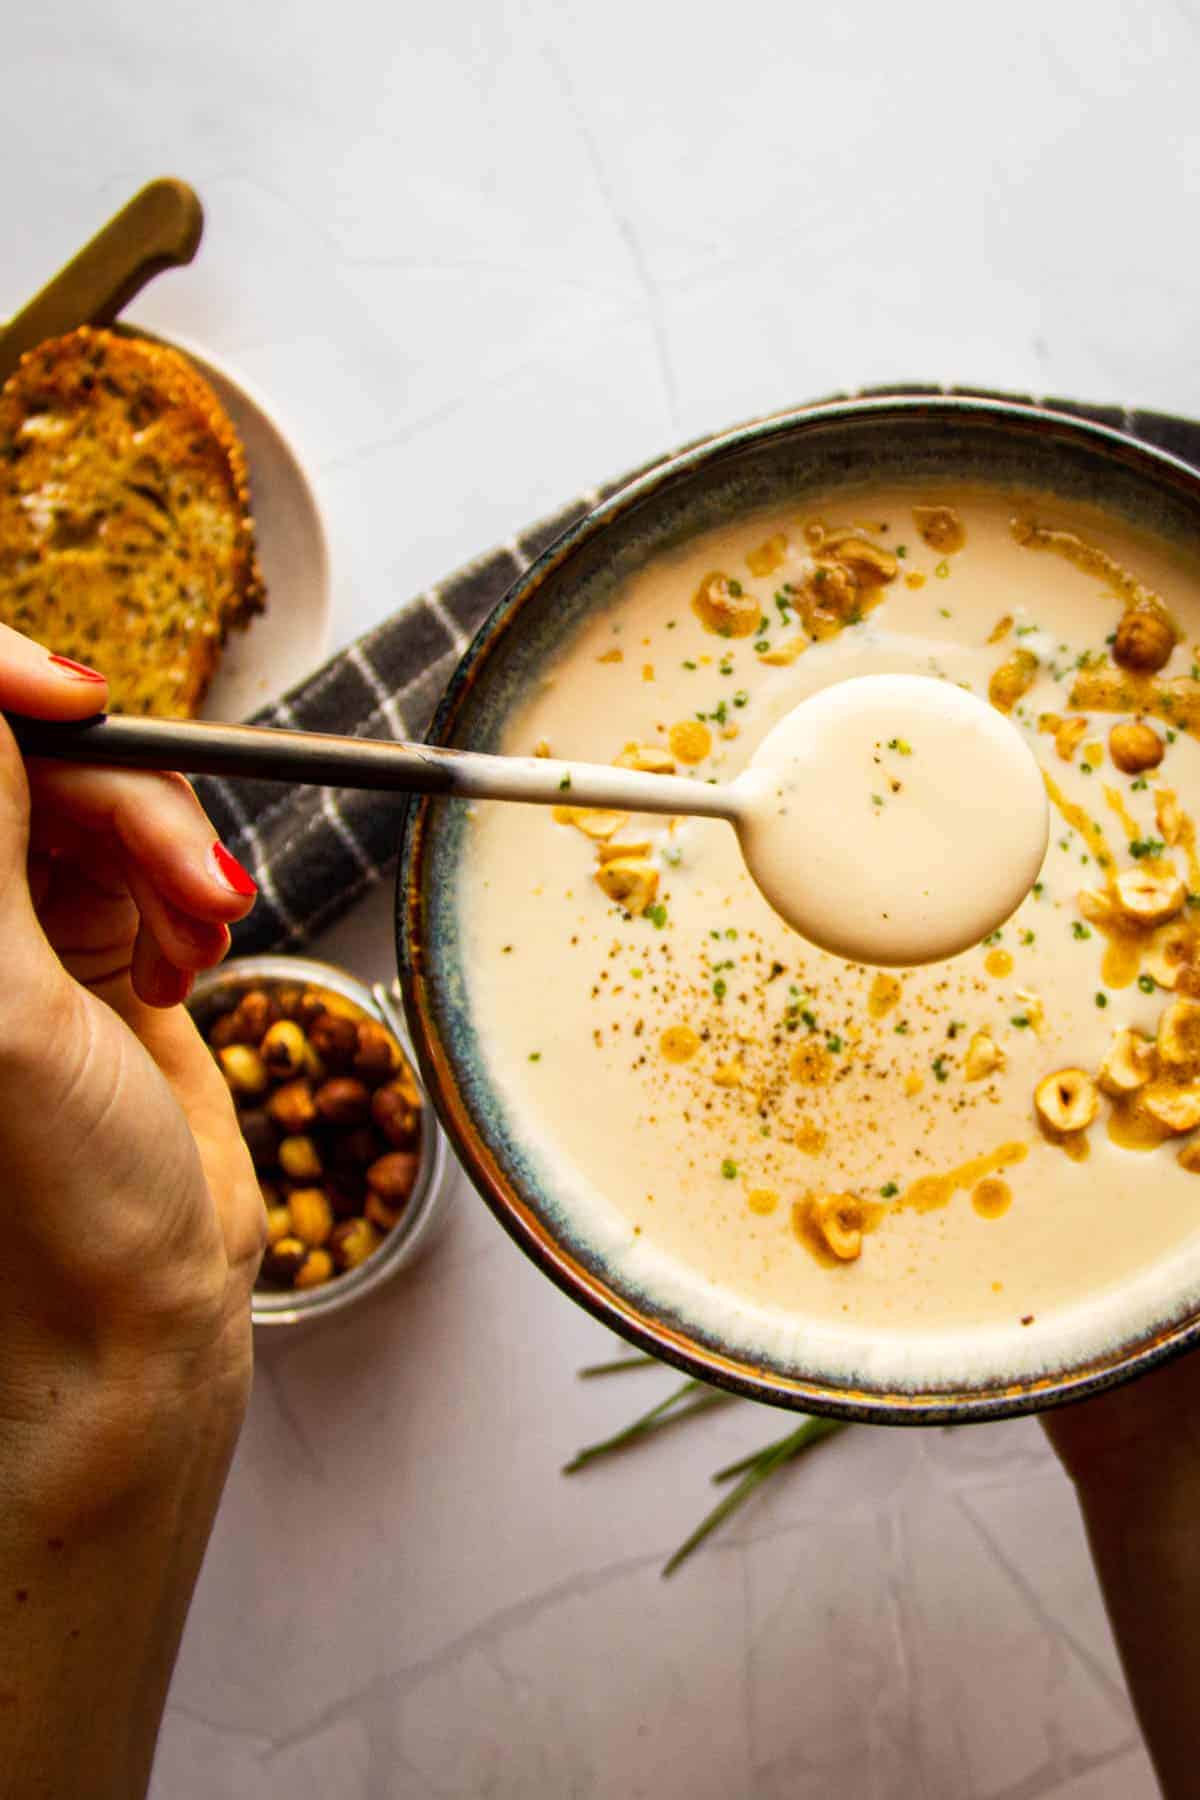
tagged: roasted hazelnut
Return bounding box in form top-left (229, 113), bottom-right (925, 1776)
top-left (353, 1019), bottom-right (397, 1081)
top-left (1114, 867), bottom-right (1186, 929)
top-left (238, 1108), bottom-right (280, 1170)
top-left (309, 1012), bottom-right (359, 1068)
top-left (208, 1010), bottom-right (245, 1050)
top-left (1034, 1068), bottom-right (1098, 1135)
top-left (261, 1235), bottom-right (307, 1285)
top-left (988, 649), bottom-right (1038, 713)
top-left (315, 1077), bottom-right (371, 1125)
top-left (1157, 998), bottom-right (1200, 1074)
top-left (1113, 608), bottom-right (1175, 672)
top-left (326, 1126), bottom-right (381, 1169)
top-left (1141, 1081), bottom-right (1200, 1134)
top-left (326, 1173), bottom-right (367, 1220)
top-left (367, 1150), bottom-right (419, 1202)
top-left (1097, 1027), bottom-right (1154, 1098)
top-left (218, 1044), bottom-right (270, 1098)
top-left (1109, 720), bottom-right (1165, 775)
top-left (267, 1078), bottom-right (318, 1133)
top-left (294, 1248), bottom-right (334, 1289)
top-left (274, 985), bottom-right (306, 1020)
top-left (365, 1190), bottom-right (405, 1233)
top-left (802, 1193), bottom-right (865, 1262)
top-left (371, 1082), bottom-right (421, 1148)
top-left (288, 1187), bottom-right (333, 1248)
top-left (296, 992), bottom-right (328, 1031)
top-left (233, 989), bottom-right (278, 1045)
top-left (330, 1217), bottom-right (381, 1271)
top-left (279, 1134), bottom-right (323, 1180)
top-left (261, 1019), bottom-right (309, 1079)
top-left (265, 1203), bottom-right (293, 1246)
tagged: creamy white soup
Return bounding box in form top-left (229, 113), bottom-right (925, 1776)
top-left (458, 485), bottom-right (1200, 1387)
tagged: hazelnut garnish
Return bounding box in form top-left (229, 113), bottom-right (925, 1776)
top-left (1113, 867), bottom-right (1186, 929)
top-left (315, 1077), bottom-right (372, 1125)
top-left (294, 1248), bottom-right (335, 1289)
top-left (1097, 1027), bottom-right (1154, 1097)
top-left (1113, 608), bottom-right (1175, 672)
top-left (266, 1079), bottom-right (318, 1133)
top-left (261, 1235), bottom-right (308, 1285)
top-left (233, 989), bottom-right (277, 1044)
top-left (371, 1083), bottom-right (421, 1148)
top-left (327, 1175), bottom-right (367, 1221)
top-left (288, 1187), bottom-right (333, 1248)
top-left (964, 1031), bottom-right (1004, 1082)
top-left (1109, 720), bottom-right (1165, 775)
top-left (366, 1150), bottom-right (419, 1202)
top-left (308, 1011), bottom-right (359, 1068)
top-left (327, 1126), bottom-right (382, 1169)
top-left (594, 857), bottom-right (659, 916)
top-left (365, 1191), bottom-right (405, 1233)
top-left (218, 1044), bottom-right (270, 1098)
top-left (265, 1204), bottom-right (293, 1246)
top-left (278, 1135), bottom-right (323, 1180)
top-left (805, 1193), bottom-right (866, 1262)
top-left (988, 649), bottom-right (1038, 713)
top-left (261, 1019), bottom-right (309, 1078)
top-left (1034, 1068), bottom-right (1098, 1135)
top-left (238, 1108), bottom-right (280, 1170)
top-left (353, 1019), bottom-right (397, 1080)
top-left (1156, 998), bottom-right (1200, 1074)
top-left (691, 571), bottom-right (759, 637)
top-left (208, 1010), bottom-right (244, 1050)
top-left (1141, 1081), bottom-right (1200, 1134)
top-left (330, 1217), bottom-right (381, 1271)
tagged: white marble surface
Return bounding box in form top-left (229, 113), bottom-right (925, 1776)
top-left (6, 0), bottom-right (1198, 1791)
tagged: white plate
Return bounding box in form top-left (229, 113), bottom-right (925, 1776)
top-left (116, 323), bottom-right (332, 720)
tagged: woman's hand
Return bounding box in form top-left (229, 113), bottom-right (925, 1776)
top-left (0, 625), bottom-right (266, 1414)
top-left (0, 625), bottom-right (266, 1798)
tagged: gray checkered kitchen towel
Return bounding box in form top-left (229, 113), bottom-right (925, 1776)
top-left (202, 385), bottom-right (1200, 956)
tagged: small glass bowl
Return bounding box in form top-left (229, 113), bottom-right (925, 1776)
top-left (189, 954), bottom-right (452, 1328)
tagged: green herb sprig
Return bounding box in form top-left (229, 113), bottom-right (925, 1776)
top-left (564, 1356), bottom-right (848, 1575)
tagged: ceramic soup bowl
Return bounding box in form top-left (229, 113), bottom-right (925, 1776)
top-left (397, 395), bottom-right (1200, 1423)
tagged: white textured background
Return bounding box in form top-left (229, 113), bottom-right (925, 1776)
top-left (4, 2), bottom-right (1194, 1792)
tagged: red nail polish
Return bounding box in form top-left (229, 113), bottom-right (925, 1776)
top-left (211, 841), bottom-right (257, 897)
top-left (49, 653), bottom-right (106, 683)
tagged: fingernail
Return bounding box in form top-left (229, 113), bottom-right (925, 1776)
top-left (211, 841), bottom-right (257, 897)
top-left (49, 653), bottom-right (106, 683)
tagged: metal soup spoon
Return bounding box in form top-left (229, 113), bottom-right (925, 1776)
top-left (8, 672), bottom-right (1049, 967)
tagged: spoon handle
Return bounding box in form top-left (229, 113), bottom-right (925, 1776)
top-left (0, 179), bottom-right (204, 383)
top-left (5, 710), bottom-right (736, 821)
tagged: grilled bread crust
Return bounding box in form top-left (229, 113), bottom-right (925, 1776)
top-left (0, 327), bottom-right (265, 716)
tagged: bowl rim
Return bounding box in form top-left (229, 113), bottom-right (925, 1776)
top-left (396, 391), bottom-right (1200, 1423)
top-left (190, 953), bottom-right (451, 1327)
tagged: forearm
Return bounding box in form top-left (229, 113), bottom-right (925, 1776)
top-left (0, 1354), bottom-right (250, 1800)
top-left (1047, 1380), bottom-right (1200, 1800)
top-left (1071, 1467), bottom-right (1200, 1799)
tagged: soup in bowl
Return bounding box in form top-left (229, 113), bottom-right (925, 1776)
top-left (398, 396), bottom-right (1200, 1422)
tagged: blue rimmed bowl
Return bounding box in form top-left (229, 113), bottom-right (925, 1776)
top-left (396, 394), bottom-right (1200, 1424)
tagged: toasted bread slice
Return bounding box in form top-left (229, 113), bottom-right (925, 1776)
top-left (0, 327), bottom-right (265, 715)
